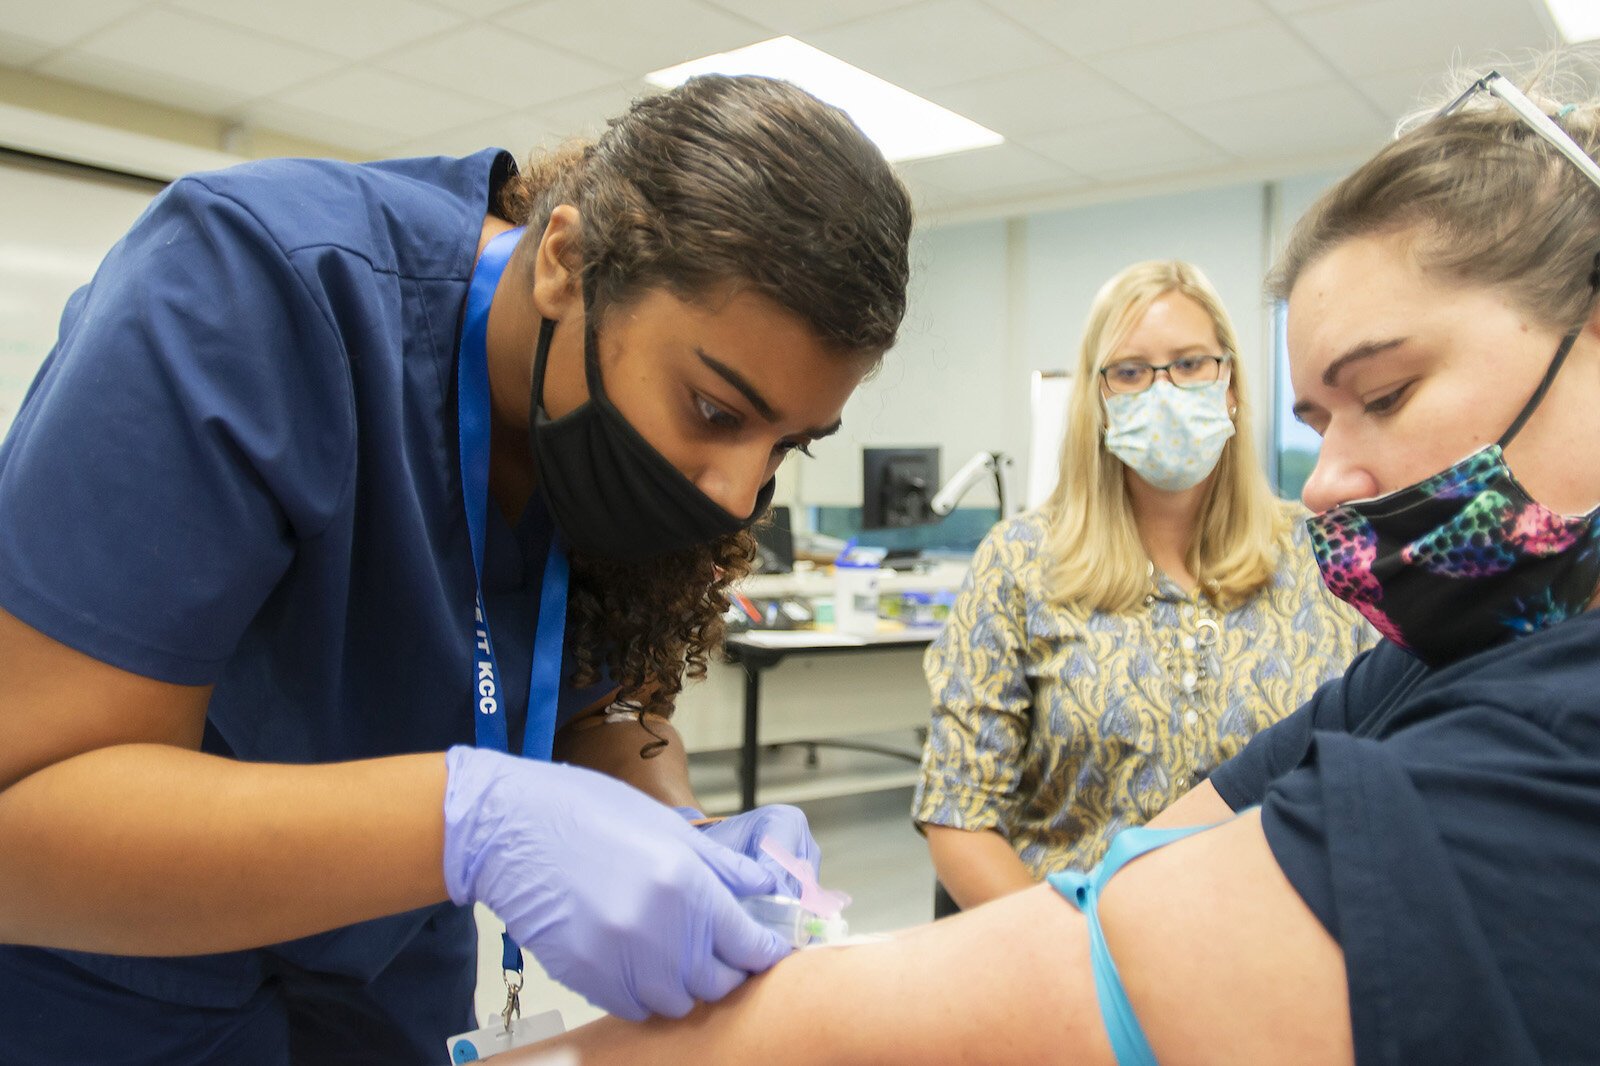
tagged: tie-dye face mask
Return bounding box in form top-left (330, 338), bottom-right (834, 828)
top-left (1307, 328), bottom-right (1600, 666)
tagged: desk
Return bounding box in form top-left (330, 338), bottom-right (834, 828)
top-left (723, 629), bottom-right (938, 812)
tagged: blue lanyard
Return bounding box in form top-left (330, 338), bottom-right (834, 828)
top-left (457, 226), bottom-right (570, 975)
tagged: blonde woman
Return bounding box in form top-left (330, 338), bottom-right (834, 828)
top-left (913, 260), bottom-right (1374, 909)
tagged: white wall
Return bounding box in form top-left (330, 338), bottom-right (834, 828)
top-left (793, 175), bottom-right (1360, 510)
top-left (0, 158), bottom-right (158, 435)
top-left (787, 217), bottom-right (1014, 510)
top-left (1274, 169), bottom-right (1345, 255)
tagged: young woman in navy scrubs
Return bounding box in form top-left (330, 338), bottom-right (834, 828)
top-left (0, 76), bottom-right (911, 1064)
top-left (512, 60), bottom-right (1600, 1066)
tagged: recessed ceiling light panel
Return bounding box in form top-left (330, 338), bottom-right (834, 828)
top-left (1545, 0), bottom-right (1600, 42)
top-left (646, 36), bottom-right (1003, 163)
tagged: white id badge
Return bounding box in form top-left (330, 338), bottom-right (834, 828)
top-left (446, 1009), bottom-right (566, 1063)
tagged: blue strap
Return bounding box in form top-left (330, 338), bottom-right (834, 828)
top-left (1047, 823), bottom-right (1215, 1066)
top-left (525, 529), bottom-right (569, 759)
top-left (500, 929), bottom-right (523, 974)
top-left (458, 226), bottom-right (571, 977)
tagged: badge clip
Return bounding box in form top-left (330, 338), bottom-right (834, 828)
top-left (446, 1007), bottom-right (565, 1063)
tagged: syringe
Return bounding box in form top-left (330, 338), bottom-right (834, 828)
top-left (739, 894), bottom-right (849, 948)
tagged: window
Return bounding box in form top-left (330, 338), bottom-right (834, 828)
top-left (1271, 301), bottom-right (1321, 501)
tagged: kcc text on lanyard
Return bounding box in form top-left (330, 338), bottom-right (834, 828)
top-left (456, 225), bottom-right (569, 1011)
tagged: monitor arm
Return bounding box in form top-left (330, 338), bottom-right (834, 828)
top-left (930, 450), bottom-right (1015, 518)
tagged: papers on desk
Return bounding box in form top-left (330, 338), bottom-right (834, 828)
top-left (735, 630), bottom-right (870, 648)
top-left (732, 628), bottom-right (940, 649)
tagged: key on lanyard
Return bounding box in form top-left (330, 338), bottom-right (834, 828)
top-left (501, 967), bottom-right (523, 1036)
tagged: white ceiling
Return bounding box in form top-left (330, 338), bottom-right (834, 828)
top-left (0, 0), bottom-right (1562, 223)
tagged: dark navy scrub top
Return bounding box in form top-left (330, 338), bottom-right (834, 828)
top-left (0, 149), bottom-right (611, 1007)
top-left (1210, 609), bottom-right (1600, 1065)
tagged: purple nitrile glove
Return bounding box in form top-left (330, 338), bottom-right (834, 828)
top-left (442, 746), bottom-right (791, 1022)
top-left (677, 804), bottom-right (822, 898)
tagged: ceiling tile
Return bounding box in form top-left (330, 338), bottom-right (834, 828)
top-left (166, 0), bottom-right (462, 62)
top-left (0, 0), bottom-right (143, 49)
top-left (257, 68), bottom-right (504, 140)
top-left (1025, 113), bottom-right (1229, 180)
top-left (1258, 0), bottom-right (1354, 11)
top-left (895, 164), bottom-right (950, 198)
top-left (896, 142), bottom-right (1079, 196)
top-left (534, 80), bottom-right (661, 137)
top-left (700, 0), bottom-right (921, 35)
top-left (905, 182), bottom-right (961, 218)
top-left (425, 0), bottom-right (530, 15)
top-left (376, 23), bottom-right (622, 107)
top-left (1355, 63), bottom-right (1458, 127)
top-left (494, 0), bottom-right (769, 74)
top-left (804, 0), bottom-right (1062, 95)
top-left (45, 8), bottom-right (341, 106)
top-left (236, 102), bottom-right (405, 154)
top-left (1172, 80), bottom-right (1389, 160)
top-left (0, 32), bottom-right (54, 66)
top-left (379, 110), bottom-right (568, 158)
top-left (983, 0), bottom-right (1269, 58)
top-left (1289, 0), bottom-right (1552, 80)
top-left (1089, 19), bottom-right (1337, 109)
top-left (925, 60), bottom-right (1148, 139)
top-left (7, 0), bottom-right (1557, 223)
top-left (37, 51), bottom-right (250, 112)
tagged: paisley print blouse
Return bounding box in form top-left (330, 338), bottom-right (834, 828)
top-left (913, 502), bottom-right (1376, 876)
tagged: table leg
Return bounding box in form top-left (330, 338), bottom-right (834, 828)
top-left (738, 664), bottom-right (761, 812)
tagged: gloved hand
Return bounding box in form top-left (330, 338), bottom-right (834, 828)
top-left (677, 804), bottom-right (822, 898)
top-left (442, 746), bottom-right (792, 1021)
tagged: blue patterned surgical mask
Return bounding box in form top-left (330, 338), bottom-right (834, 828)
top-left (1103, 379), bottom-right (1235, 492)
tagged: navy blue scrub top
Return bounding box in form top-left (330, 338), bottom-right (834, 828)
top-left (1210, 608), bottom-right (1600, 1065)
top-left (0, 149), bottom-right (612, 1007)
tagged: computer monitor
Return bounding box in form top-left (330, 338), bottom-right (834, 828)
top-left (753, 505), bottom-right (796, 573)
top-left (861, 447), bottom-right (940, 529)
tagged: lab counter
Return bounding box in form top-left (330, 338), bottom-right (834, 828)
top-left (673, 559), bottom-right (970, 812)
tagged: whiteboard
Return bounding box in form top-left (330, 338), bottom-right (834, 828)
top-left (1026, 369), bottom-right (1072, 509)
top-left (0, 157), bottom-right (160, 436)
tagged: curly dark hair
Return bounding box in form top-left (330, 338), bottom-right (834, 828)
top-left (494, 75), bottom-right (913, 729)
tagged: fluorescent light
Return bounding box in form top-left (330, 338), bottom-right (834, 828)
top-left (1546, 0), bottom-right (1600, 42)
top-left (646, 36), bottom-right (1003, 163)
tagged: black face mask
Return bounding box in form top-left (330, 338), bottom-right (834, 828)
top-left (526, 306), bottom-right (775, 563)
top-left (1307, 328), bottom-right (1600, 666)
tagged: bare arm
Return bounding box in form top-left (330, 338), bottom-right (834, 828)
top-left (521, 878), bottom-right (1113, 1066)
top-left (923, 823), bottom-right (1037, 909)
top-left (1145, 778), bottom-right (1233, 829)
top-left (514, 810), bottom-right (1353, 1066)
top-left (0, 607), bottom-right (449, 956)
top-left (929, 779), bottom-right (1235, 910)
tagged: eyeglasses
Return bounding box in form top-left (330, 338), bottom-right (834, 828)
top-left (1436, 71), bottom-right (1600, 195)
top-left (1098, 353), bottom-right (1231, 395)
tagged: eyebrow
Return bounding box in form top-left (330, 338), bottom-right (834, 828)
top-left (1110, 343), bottom-right (1216, 362)
top-left (1290, 336), bottom-right (1408, 421)
top-left (698, 350), bottom-right (779, 421)
top-left (697, 348), bottom-right (843, 439)
top-left (1321, 337), bottom-right (1407, 387)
